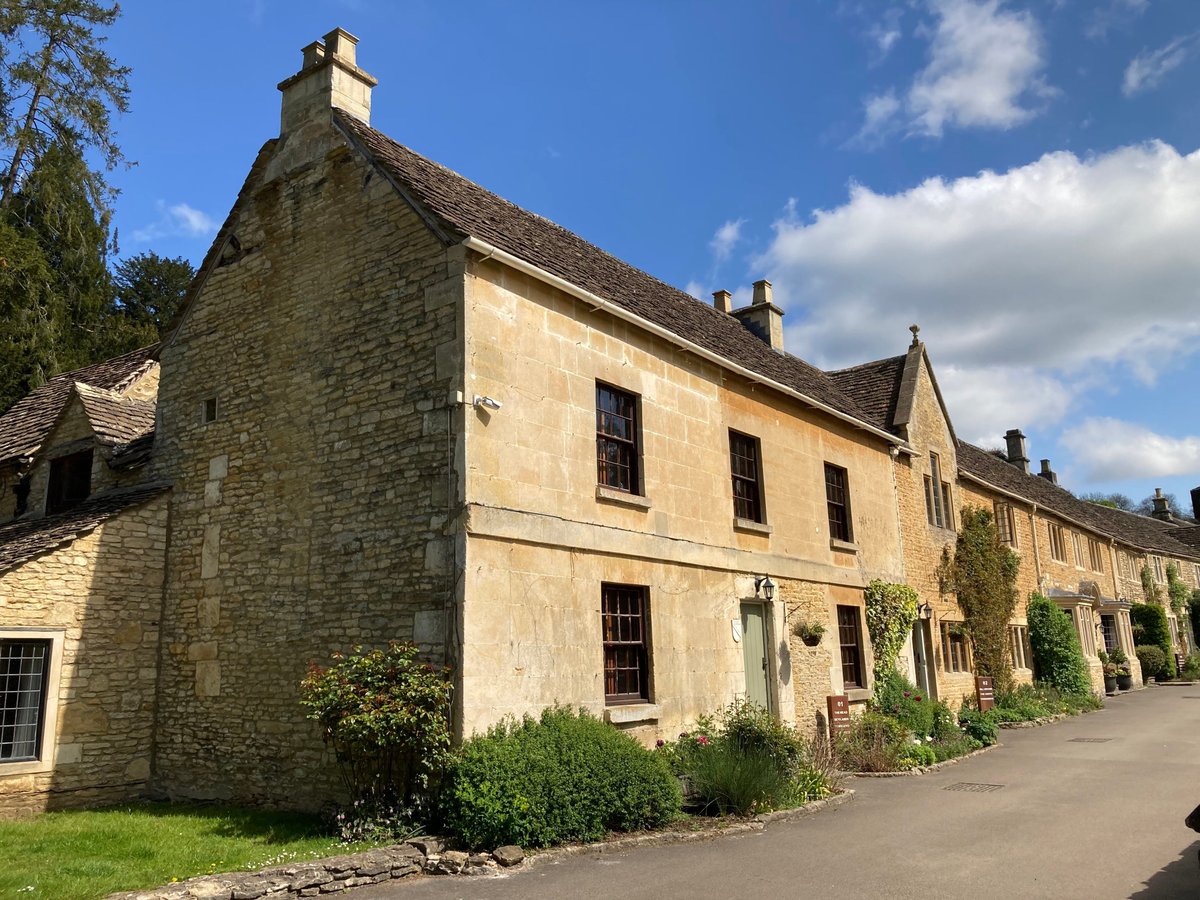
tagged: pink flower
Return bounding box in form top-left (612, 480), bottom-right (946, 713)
top-left (903, 691), bottom-right (911, 698)
top-left (915, 696), bottom-right (923, 702)
top-left (655, 739), bottom-right (665, 748)
top-left (696, 735), bottom-right (710, 745)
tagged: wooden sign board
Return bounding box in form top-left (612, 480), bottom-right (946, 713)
top-left (827, 694), bottom-right (852, 737)
top-left (1177, 654), bottom-right (1186, 677)
top-left (975, 676), bottom-right (995, 711)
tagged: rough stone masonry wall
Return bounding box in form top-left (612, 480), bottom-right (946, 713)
top-left (0, 496), bottom-right (167, 818)
top-left (153, 123), bottom-right (463, 809)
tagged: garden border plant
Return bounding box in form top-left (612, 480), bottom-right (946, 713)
top-left (1027, 593), bottom-right (1091, 696)
top-left (1131, 599), bottom-right (1176, 680)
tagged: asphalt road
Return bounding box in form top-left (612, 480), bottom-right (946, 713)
top-left (353, 687), bottom-right (1200, 899)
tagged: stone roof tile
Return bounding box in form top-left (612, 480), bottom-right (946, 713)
top-left (0, 483), bottom-right (170, 574)
top-left (333, 111), bottom-right (888, 438)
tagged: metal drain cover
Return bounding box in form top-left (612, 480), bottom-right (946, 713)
top-left (1181, 696), bottom-right (1200, 699)
top-left (1068, 737), bottom-right (1113, 743)
top-left (944, 783), bottom-right (1005, 793)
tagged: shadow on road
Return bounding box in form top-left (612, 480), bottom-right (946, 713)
top-left (1129, 840), bottom-right (1199, 898)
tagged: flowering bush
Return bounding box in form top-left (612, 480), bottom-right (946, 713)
top-left (299, 642), bottom-right (452, 838)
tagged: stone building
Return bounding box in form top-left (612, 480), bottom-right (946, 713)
top-left (2, 29), bottom-right (1199, 815)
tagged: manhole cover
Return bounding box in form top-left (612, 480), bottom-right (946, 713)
top-left (1068, 738), bottom-right (1113, 743)
top-left (944, 783), bottom-right (1005, 793)
top-left (1181, 696), bottom-right (1200, 699)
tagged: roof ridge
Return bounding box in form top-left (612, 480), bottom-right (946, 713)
top-left (826, 354), bottom-right (907, 375)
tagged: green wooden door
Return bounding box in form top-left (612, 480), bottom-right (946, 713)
top-left (740, 602), bottom-right (771, 712)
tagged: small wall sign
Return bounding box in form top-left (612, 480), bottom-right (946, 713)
top-left (975, 676), bottom-right (995, 711)
top-left (731, 620), bottom-right (742, 643)
top-left (827, 694), bottom-right (851, 737)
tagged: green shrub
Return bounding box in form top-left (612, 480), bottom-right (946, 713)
top-left (931, 732), bottom-right (982, 762)
top-left (1027, 594), bottom-right (1091, 696)
top-left (1131, 603), bottom-right (1176, 678)
top-left (873, 671), bottom-right (936, 738)
top-left (1182, 653), bottom-right (1200, 681)
top-left (835, 711), bottom-right (907, 772)
top-left (864, 580), bottom-right (920, 684)
top-left (957, 707), bottom-right (999, 746)
top-left (443, 707), bottom-right (680, 849)
top-left (994, 683), bottom-right (1055, 721)
top-left (897, 742), bottom-right (937, 769)
top-left (1137, 644), bottom-right (1167, 681)
top-left (663, 701), bottom-right (833, 815)
top-left (299, 642), bottom-right (452, 836)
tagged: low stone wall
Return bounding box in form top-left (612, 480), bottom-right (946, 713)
top-left (105, 841), bottom-right (525, 900)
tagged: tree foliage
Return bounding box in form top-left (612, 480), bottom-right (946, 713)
top-left (110, 250), bottom-right (194, 333)
top-left (948, 506), bottom-right (1020, 693)
top-left (1131, 601), bottom-right (1176, 679)
top-left (1135, 492), bottom-right (1186, 520)
top-left (1080, 492), bottom-right (1133, 511)
top-left (863, 579), bottom-right (919, 685)
top-left (1027, 594), bottom-right (1091, 696)
top-left (0, 0), bottom-right (130, 214)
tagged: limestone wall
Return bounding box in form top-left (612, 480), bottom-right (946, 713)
top-left (457, 257), bottom-right (905, 739)
top-left (153, 122), bottom-right (463, 808)
top-left (0, 495), bottom-right (167, 817)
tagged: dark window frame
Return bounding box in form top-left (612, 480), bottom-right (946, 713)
top-left (1100, 614), bottom-right (1118, 654)
top-left (595, 382), bottom-right (642, 495)
top-left (601, 584), bottom-right (651, 705)
top-left (825, 463), bottom-right (852, 543)
top-left (941, 621), bottom-right (971, 673)
top-left (1009, 625), bottom-right (1031, 669)
top-left (46, 449), bottom-right (93, 515)
top-left (1048, 523), bottom-right (1066, 563)
top-left (729, 430), bottom-right (764, 523)
top-left (836, 605), bottom-right (866, 689)
top-left (0, 639), bottom-right (51, 763)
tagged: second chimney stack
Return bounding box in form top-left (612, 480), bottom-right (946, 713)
top-left (1005, 429), bottom-right (1030, 474)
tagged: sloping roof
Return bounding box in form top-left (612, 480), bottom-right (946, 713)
top-left (332, 111), bottom-right (890, 439)
top-left (1171, 525), bottom-right (1200, 550)
top-left (0, 346), bottom-right (158, 467)
top-left (0, 483), bottom-right (170, 575)
top-left (956, 441), bottom-right (1200, 560)
top-left (826, 355), bottom-right (906, 433)
top-left (74, 383), bottom-right (156, 447)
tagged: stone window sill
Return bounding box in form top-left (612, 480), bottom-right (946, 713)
top-left (830, 538), bottom-right (859, 554)
top-left (845, 688), bottom-right (872, 703)
top-left (604, 703), bottom-right (662, 725)
top-left (595, 485), bottom-right (652, 510)
top-left (733, 518), bottom-right (772, 536)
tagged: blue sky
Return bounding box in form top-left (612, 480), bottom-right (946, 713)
top-left (104, 0), bottom-right (1200, 512)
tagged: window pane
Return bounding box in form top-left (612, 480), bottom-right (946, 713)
top-left (729, 431), bottom-right (763, 523)
top-left (825, 464), bottom-right (851, 542)
top-left (601, 585), bottom-right (649, 703)
top-left (0, 641), bottom-right (49, 762)
top-left (837, 605), bottom-right (863, 688)
top-left (596, 384), bottom-right (640, 494)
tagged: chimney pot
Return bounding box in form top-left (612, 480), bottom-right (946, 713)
top-left (752, 279), bottom-right (773, 306)
top-left (712, 289), bottom-right (733, 315)
top-left (1151, 488), bottom-right (1173, 521)
top-left (733, 280), bottom-right (785, 352)
top-left (1190, 486), bottom-right (1200, 521)
top-left (1004, 429), bottom-right (1030, 475)
top-left (1038, 459), bottom-right (1058, 485)
top-left (278, 27), bottom-right (377, 134)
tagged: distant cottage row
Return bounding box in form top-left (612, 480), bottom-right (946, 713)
top-left (1, 29), bottom-right (1197, 816)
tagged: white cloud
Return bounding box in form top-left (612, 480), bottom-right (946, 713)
top-left (1085, 0), bottom-right (1149, 41)
top-left (853, 91), bottom-right (902, 145)
top-left (1123, 33), bottom-right (1200, 97)
top-left (760, 140), bottom-right (1200, 429)
top-left (1062, 418), bottom-right (1200, 481)
top-left (908, 0), bottom-right (1052, 136)
top-left (855, 0), bottom-right (1052, 141)
top-left (132, 202), bottom-right (219, 244)
top-left (709, 218), bottom-right (747, 263)
top-left (684, 280), bottom-right (705, 300)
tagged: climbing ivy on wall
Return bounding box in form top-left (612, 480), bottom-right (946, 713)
top-left (949, 506), bottom-right (1020, 694)
top-left (1140, 565), bottom-right (1162, 605)
top-left (864, 579), bottom-right (920, 685)
top-left (1166, 562), bottom-right (1191, 619)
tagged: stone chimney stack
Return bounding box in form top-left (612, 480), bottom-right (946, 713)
top-left (1191, 485), bottom-right (1200, 521)
top-left (1004, 429), bottom-right (1029, 474)
top-left (712, 289), bottom-right (733, 314)
top-left (1151, 487), bottom-right (1174, 522)
top-left (1038, 459), bottom-right (1058, 485)
top-left (278, 27), bottom-right (378, 134)
top-left (732, 280), bottom-right (785, 352)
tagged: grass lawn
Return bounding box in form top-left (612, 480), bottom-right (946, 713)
top-left (0, 803), bottom-right (372, 899)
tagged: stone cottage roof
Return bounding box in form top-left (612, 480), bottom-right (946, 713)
top-left (331, 111), bottom-right (891, 441)
top-left (0, 482), bottom-right (169, 575)
top-left (826, 354), bottom-right (906, 434)
top-left (0, 346), bottom-right (158, 467)
top-left (956, 441), bottom-right (1200, 561)
top-left (73, 383), bottom-right (157, 448)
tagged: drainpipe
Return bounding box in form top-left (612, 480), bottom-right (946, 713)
top-left (1028, 503), bottom-right (1043, 587)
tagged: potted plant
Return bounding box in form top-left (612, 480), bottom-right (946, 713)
top-left (1099, 651), bottom-right (1118, 694)
top-left (793, 621), bottom-right (825, 647)
top-left (1111, 647), bottom-right (1134, 691)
